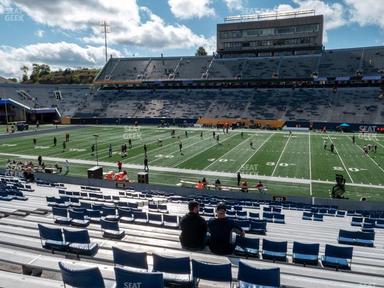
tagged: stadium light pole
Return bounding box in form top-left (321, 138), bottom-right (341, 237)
top-left (100, 21), bottom-right (110, 63)
top-left (93, 134), bottom-right (99, 166)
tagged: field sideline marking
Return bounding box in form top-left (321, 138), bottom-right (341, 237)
top-left (173, 133), bottom-right (238, 168)
top-left (236, 133), bottom-right (275, 173)
top-left (309, 132), bottom-right (312, 196)
top-left (202, 135), bottom-right (252, 170)
top-left (327, 135), bottom-right (354, 183)
top-left (271, 133), bottom-right (291, 176)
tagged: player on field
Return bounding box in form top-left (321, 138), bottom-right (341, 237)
top-left (352, 135), bottom-right (355, 144)
top-left (53, 136), bottom-right (57, 147)
top-left (128, 139), bottom-right (132, 149)
top-left (216, 134), bottom-right (220, 144)
top-left (323, 140), bottom-right (327, 150)
top-left (158, 139), bottom-right (163, 146)
top-left (179, 141), bottom-right (183, 154)
top-left (144, 144), bottom-right (148, 156)
top-left (65, 133), bottom-right (70, 142)
top-left (91, 144), bottom-right (95, 156)
top-left (367, 143), bottom-right (372, 152)
top-left (62, 141), bottom-right (66, 152)
top-left (185, 131), bottom-right (188, 138)
top-left (200, 131), bottom-right (203, 138)
top-left (108, 144), bottom-right (112, 157)
top-left (144, 156), bottom-right (149, 172)
top-left (363, 145), bottom-right (368, 155)
top-left (64, 160), bottom-right (69, 175)
top-left (374, 144), bottom-right (378, 153)
top-left (241, 132), bottom-right (244, 138)
top-left (250, 141), bottom-right (253, 149)
top-left (171, 129), bottom-right (175, 138)
top-left (117, 161), bottom-right (122, 172)
top-left (330, 143), bottom-right (335, 153)
top-left (213, 131), bottom-right (216, 139)
top-left (33, 138), bottom-right (37, 146)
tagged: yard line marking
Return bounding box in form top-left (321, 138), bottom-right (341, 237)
top-left (327, 135), bottom-right (354, 183)
top-left (203, 135), bottom-right (251, 170)
top-left (149, 135), bottom-right (210, 164)
top-left (271, 133), bottom-right (291, 176)
top-left (236, 133), bottom-right (275, 173)
top-left (309, 131), bottom-right (313, 196)
top-left (173, 133), bottom-right (238, 167)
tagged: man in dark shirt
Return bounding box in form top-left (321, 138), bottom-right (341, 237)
top-left (180, 201), bottom-right (207, 250)
top-left (208, 203), bottom-right (245, 255)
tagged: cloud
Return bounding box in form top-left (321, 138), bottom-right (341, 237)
top-left (0, 42), bottom-right (121, 79)
top-left (344, 0), bottom-right (384, 29)
top-left (2, 0), bottom-right (213, 50)
top-left (168, 0), bottom-right (215, 19)
top-left (35, 29), bottom-right (44, 38)
top-left (224, 0), bottom-right (245, 11)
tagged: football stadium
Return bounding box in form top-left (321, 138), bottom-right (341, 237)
top-left (0, 3), bottom-right (383, 288)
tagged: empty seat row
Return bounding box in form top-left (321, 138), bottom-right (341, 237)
top-left (302, 212), bottom-right (324, 221)
top-left (338, 230), bottom-right (375, 247)
top-left (235, 237), bottom-right (353, 269)
top-left (263, 212), bottom-right (285, 224)
top-left (59, 249), bottom-right (281, 288)
top-left (38, 224), bottom-right (98, 256)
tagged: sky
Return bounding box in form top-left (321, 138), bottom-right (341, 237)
top-left (0, 0), bottom-right (384, 79)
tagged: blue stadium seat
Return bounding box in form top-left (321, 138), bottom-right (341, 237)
top-left (100, 219), bottom-right (125, 239)
top-left (237, 260), bottom-right (280, 288)
top-left (38, 224), bottom-right (68, 252)
top-left (68, 210), bottom-right (90, 227)
top-left (235, 220), bottom-right (250, 232)
top-left (302, 212), bottom-right (313, 220)
top-left (234, 235), bottom-right (259, 257)
top-left (148, 213), bottom-right (163, 226)
top-left (118, 207), bottom-right (134, 223)
top-left (101, 206), bottom-right (119, 221)
top-left (133, 211), bottom-right (148, 224)
top-left (250, 220), bottom-right (267, 235)
top-left (112, 246), bottom-right (148, 271)
top-left (63, 229), bottom-right (98, 256)
top-left (152, 254), bottom-right (192, 286)
top-left (86, 209), bottom-right (101, 224)
top-left (322, 244), bottom-right (353, 270)
top-left (52, 207), bottom-right (71, 225)
top-left (263, 212), bottom-right (273, 222)
top-left (158, 204), bottom-right (168, 213)
top-left (273, 213), bottom-right (285, 224)
top-left (114, 267), bottom-right (163, 288)
top-left (59, 261), bottom-right (106, 288)
top-left (313, 214), bottom-right (323, 221)
top-left (236, 211), bottom-right (247, 219)
top-left (262, 239), bottom-right (287, 262)
top-left (191, 260), bottom-right (232, 287)
top-left (351, 217), bottom-right (363, 226)
top-left (292, 242), bottom-right (319, 265)
top-left (163, 214), bottom-right (179, 228)
top-left (248, 212), bottom-right (259, 220)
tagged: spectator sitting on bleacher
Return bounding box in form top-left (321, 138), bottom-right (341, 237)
top-left (215, 179), bottom-right (221, 190)
top-left (179, 201), bottom-right (207, 250)
top-left (256, 181), bottom-right (265, 193)
top-left (195, 181), bottom-right (204, 189)
top-left (202, 177), bottom-right (207, 188)
top-left (241, 180), bottom-right (248, 192)
top-left (208, 203), bottom-right (245, 255)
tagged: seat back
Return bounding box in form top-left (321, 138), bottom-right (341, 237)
top-left (69, 210), bottom-right (85, 220)
top-left (112, 247), bottom-right (148, 270)
top-left (114, 267), bottom-right (163, 288)
top-left (153, 254), bottom-right (190, 274)
top-left (235, 236), bottom-right (259, 250)
top-left (38, 224), bottom-right (63, 242)
top-left (133, 211), bottom-right (148, 220)
top-left (102, 206), bottom-right (116, 216)
top-left (357, 231), bottom-right (375, 241)
top-left (238, 261), bottom-right (280, 287)
top-left (163, 214), bottom-right (178, 223)
top-left (325, 244), bottom-right (353, 260)
top-left (63, 229), bottom-right (90, 244)
top-left (148, 213), bottom-right (163, 222)
top-left (293, 242), bottom-right (319, 256)
top-left (118, 207), bottom-right (132, 217)
top-left (192, 260), bottom-right (232, 282)
top-left (100, 219), bottom-right (119, 231)
top-left (339, 230), bottom-right (356, 239)
top-left (87, 209), bottom-right (101, 218)
top-left (59, 262), bottom-right (105, 288)
top-left (52, 207), bottom-right (68, 218)
top-left (262, 239), bottom-right (287, 253)
top-left (249, 212), bottom-right (259, 219)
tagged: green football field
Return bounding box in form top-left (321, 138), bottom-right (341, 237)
top-left (1, 125), bottom-right (384, 201)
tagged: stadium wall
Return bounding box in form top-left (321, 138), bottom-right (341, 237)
top-left (2, 168), bottom-right (381, 210)
top-left (70, 117), bottom-right (198, 126)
